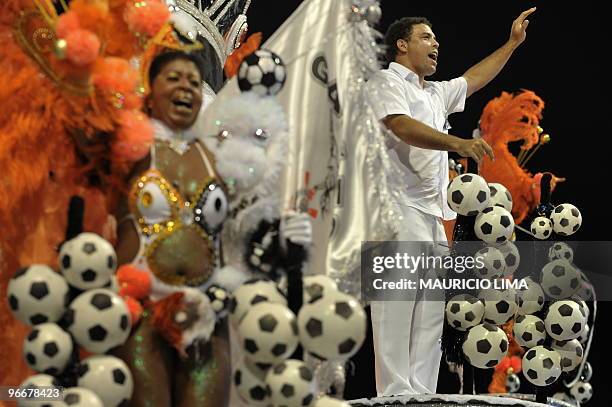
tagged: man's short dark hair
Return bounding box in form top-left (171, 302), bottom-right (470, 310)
top-left (384, 17), bottom-right (432, 63)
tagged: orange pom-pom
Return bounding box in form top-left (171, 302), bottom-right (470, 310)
top-left (56, 11), bottom-right (81, 38)
top-left (112, 110), bottom-right (154, 162)
top-left (125, 1), bottom-right (170, 38)
top-left (92, 57), bottom-right (142, 109)
top-left (509, 355), bottom-right (522, 373)
top-left (124, 296), bottom-right (143, 325)
top-left (495, 356), bottom-right (512, 373)
top-left (116, 263), bottom-right (152, 299)
top-left (224, 32), bottom-right (262, 79)
top-left (65, 29), bottom-right (101, 66)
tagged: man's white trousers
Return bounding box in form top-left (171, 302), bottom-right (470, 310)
top-left (371, 205), bottom-right (447, 396)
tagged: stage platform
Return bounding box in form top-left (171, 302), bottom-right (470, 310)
top-left (348, 394), bottom-right (574, 407)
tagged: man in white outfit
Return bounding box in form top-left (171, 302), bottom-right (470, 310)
top-left (367, 8), bottom-right (536, 396)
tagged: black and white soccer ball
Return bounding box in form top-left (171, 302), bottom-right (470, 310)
top-left (297, 291), bottom-right (366, 360)
top-left (479, 288), bottom-right (517, 325)
top-left (521, 346), bottom-right (562, 386)
top-left (462, 323), bottom-right (509, 369)
top-left (541, 259), bottom-right (580, 299)
top-left (303, 274), bottom-right (338, 304)
top-left (513, 314), bottom-right (546, 348)
top-left (552, 339), bottom-right (584, 372)
top-left (59, 233), bottom-right (116, 290)
top-left (488, 183), bottom-right (513, 212)
top-left (495, 241), bottom-right (520, 277)
top-left (8, 264), bottom-right (70, 326)
top-left (77, 355), bottom-right (133, 407)
top-left (571, 295), bottom-right (590, 322)
top-left (447, 173), bottom-right (490, 216)
top-left (66, 289), bottom-right (131, 354)
top-left (23, 323), bottom-right (73, 376)
top-left (570, 381), bottom-right (593, 403)
top-left (62, 387), bottom-right (104, 407)
top-left (445, 294), bottom-right (484, 331)
top-left (581, 361), bottom-right (593, 382)
top-left (531, 216), bottom-right (553, 240)
top-left (578, 323), bottom-right (590, 346)
top-left (205, 284), bottom-right (231, 317)
top-left (475, 206), bottom-right (514, 243)
top-left (550, 203), bottom-right (582, 236)
top-left (545, 300), bottom-right (586, 341)
top-left (233, 357), bottom-right (271, 406)
top-left (238, 49), bottom-right (287, 96)
top-left (473, 246), bottom-right (506, 280)
top-left (238, 302), bottom-right (299, 365)
top-left (516, 277), bottom-right (545, 315)
top-left (505, 373), bottom-right (521, 393)
top-left (548, 242), bottom-right (574, 263)
top-left (575, 271), bottom-right (594, 301)
top-left (265, 359), bottom-right (315, 407)
top-left (230, 279), bottom-right (287, 326)
top-left (18, 374), bottom-right (62, 407)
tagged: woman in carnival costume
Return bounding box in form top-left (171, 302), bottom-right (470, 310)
top-left (0, 0), bottom-right (169, 391)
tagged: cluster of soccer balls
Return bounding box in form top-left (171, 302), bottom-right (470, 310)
top-left (230, 276), bottom-right (364, 406)
top-left (447, 174), bottom-right (515, 243)
top-left (7, 233), bottom-right (133, 407)
top-left (530, 203), bottom-right (582, 239)
top-left (445, 264), bottom-right (591, 391)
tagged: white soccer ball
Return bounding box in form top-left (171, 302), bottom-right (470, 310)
top-left (205, 284), bottom-right (231, 317)
top-left (545, 300), bottom-right (587, 341)
top-left (473, 246), bottom-right (506, 280)
top-left (230, 279), bottom-right (287, 326)
top-left (496, 241), bottom-right (520, 277)
top-left (62, 387), bottom-right (104, 407)
top-left (571, 295), bottom-right (590, 322)
top-left (445, 294), bottom-right (484, 331)
top-left (516, 277), bottom-right (545, 315)
top-left (522, 346), bottom-right (562, 386)
top-left (59, 233), bottom-right (116, 290)
top-left (462, 323), bottom-right (509, 369)
top-left (303, 274), bottom-right (338, 304)
top-left (18, 374), bottom-right (62, 407)
top-left (479, 288), bottom-right (517, 325)
top-left (66, 289), bottom-right (131, 354)
top-left (550, 204), bottom-right (582, 236)
top-left (475, 206), bottom-right (514, 243)
top-left (570, 381), bottom-right (593, 403)
top-left (233, 357), bottom-right (271, 406)
top-left (488, 183), bottom-right (513, 212)
top-left (541, 259), bottom-right (580, 299)
top-left (531, 217), bottom-right (553, 240)
top-left (505, 373), bottom-right (521, 393)
top-left (77, 355), bottom-right (133, 407)
top-left (297, 291), bottom-right (366, 360)
top-left (552, 392), bottom-right (574, 403)
top-left (23, 323), bottom-right (73, 376)
top-left (237, 49), bottom-right (287, 96)
top-left (8, 265), bottom-right (70, 326)
top-left (578, 323), bottom-right (590, 346)
top-left (265, 359), bottom-right (315, 407)
top-left (238, 302), bottom-right (298, 365)
top-left (447, 173), bottom-right (491, 216)
top-left (548, 242), bottom-right (574, 262)
top-left (513, 314), bottom-right (547, 348)
top-left (552, 339), bottom-right (584, 372)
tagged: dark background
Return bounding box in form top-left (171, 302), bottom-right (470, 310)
top-left (248, 1), bottom-right (608, 404)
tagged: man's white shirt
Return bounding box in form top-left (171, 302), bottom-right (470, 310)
top-left (367, 62), bottom-right (468, 220)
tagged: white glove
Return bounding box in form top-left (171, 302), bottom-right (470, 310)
top-left (279, 211), bottom-right (313, 252)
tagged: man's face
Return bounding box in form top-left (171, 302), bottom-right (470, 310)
top-left (398, 23), bottom-right (439, 77)
top-left (149, 59), bottom-right (203, 130)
